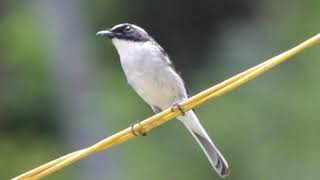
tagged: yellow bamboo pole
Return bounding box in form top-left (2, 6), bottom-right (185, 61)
top-left (13, 33), bottom-right (320, 180)
top-left (13, 150), bottom-right (85, 179)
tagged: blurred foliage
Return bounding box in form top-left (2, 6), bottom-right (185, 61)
top-left (1, 0), bottom-right (319, 180)
top-left (0, 6), bottom-right (54, 134)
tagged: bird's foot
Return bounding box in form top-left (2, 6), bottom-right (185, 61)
top-left (130, 121), bottom-right (147, 136)
top-left (171, 102), bottom-right (186, 116)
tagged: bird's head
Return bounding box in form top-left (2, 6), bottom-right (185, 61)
top-left (97, 23), bottom-right (151, 42)
top-left (97, 23), bottom-right (156, 57)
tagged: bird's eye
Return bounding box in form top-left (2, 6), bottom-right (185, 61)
top-left (123, 25), bottom-right (132, 33)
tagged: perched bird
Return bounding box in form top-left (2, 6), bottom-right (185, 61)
top-left (97, 23), bottom-right (229, 177)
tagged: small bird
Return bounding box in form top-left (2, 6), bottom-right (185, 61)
top-left (97, 23), bottom-right (229, 177)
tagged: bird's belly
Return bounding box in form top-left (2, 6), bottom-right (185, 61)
top-left (127, 69), bottom-right (186, 110)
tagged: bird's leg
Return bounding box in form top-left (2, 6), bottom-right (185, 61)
top-left (130, 121), bottom-right (147, 136)
top-left (171, 102), bottom-right (186, 116)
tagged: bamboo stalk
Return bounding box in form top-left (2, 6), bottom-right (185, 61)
top-left (13, 33), bottom-right (320, 180)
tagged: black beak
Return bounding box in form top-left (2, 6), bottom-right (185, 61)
top-left (96, 30), bottom-right (116, 38)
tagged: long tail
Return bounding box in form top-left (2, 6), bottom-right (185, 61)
top-left (177, 110), bottom-right (229, 178)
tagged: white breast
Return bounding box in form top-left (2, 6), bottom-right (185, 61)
top-left (112, 39), bottom-right (187, 110)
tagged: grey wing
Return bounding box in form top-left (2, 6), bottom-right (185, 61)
top-left (153, 39), bottom-right (179, 75)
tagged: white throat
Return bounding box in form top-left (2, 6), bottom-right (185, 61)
top-left (112, 38), bottom-right (147, 61)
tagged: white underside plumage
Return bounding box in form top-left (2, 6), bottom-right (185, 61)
top-left (112, 38), bottom-right (187, 110)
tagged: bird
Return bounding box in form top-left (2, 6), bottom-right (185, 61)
top-left (97, 23), bottom-right (229, 178)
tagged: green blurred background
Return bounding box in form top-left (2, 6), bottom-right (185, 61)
top-left (1, 0), bottom-right (319, 179)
